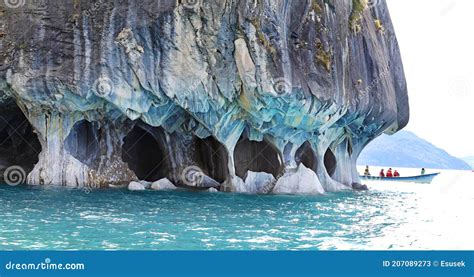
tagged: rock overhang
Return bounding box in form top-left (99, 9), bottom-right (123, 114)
top-left (0, 0), bottom-right (408, 193)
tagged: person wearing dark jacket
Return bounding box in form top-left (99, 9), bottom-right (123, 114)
top-left (364, 166), bottom-right (371, 176)
top-left (379, 169), bottom-right (385, 177)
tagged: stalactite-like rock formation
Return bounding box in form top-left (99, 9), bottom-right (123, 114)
top-left (0, 0), bottom-right (408, 193)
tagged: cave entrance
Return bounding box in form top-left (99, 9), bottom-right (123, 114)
top-left (324, 148), bottom-right (337, 177)
top-left (233, 136), bottom-right (283, 179)
top-left (64, 120), bottom-right (101, 168)
top-left (122, 125), bottom-right (169, 182)
top-left (193, 136), bottom-right (229, 183)
top-left (346, 139), bottom-right (353, 156)
top-left (295, 141), bottom-right (317, 170)
top-left (0, 101), bottom-right (41, 182)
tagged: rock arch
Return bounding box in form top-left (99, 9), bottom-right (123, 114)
top-left (233, 135), bottom-right (283, 178)
top-left (323, 148), bottom-right (337, 177)
top-left (64, 120), bottom-right (101, 168)
top-left (295, 141), bottom-right (317, 171)
top-left (122, 125), bottom-right (170, 182)
top-left (0, 101), bottom-right (41, 182)
top-left (192, 136), bottom-right (229, 183)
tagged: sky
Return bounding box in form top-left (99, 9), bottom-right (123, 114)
top-left (386, 0), bottom-right (474, 158)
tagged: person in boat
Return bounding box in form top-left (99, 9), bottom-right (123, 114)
top-left (421, 168), bottom-right (426, 175)
top-left (393, 170), bottom-right (400, 177)
top-left (386, 168), bottom-right (393, 177)
top-left (379, 169), bottom-right (385, 177)
top-left (363, 165), bottom-right (371, 176)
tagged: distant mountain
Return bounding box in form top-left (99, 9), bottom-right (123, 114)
top-left (357, 130), bottom-right (471, 170)
top-left (461, 156), bottom-right (474, 169)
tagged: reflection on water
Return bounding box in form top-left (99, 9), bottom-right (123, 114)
top-left (0, 169), bottom-right (472, 250)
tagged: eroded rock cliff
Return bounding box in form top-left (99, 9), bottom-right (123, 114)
top-left (0, 0), bottom-right (408, 193)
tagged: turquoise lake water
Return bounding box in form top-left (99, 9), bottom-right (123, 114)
top-left (1, 169), bottom-right (472, 250)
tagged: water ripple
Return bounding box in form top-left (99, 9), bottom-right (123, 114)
top-left (1, 171), bottom-right (473, 250)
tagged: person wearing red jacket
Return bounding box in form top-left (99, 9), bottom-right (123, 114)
top-left (386, 168), bottom-right (393, 177)
top-left (394, 170), bottom-right (400, 177)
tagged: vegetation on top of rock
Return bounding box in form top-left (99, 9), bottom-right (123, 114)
top-left (349, 0), bottom-right (367, 33)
